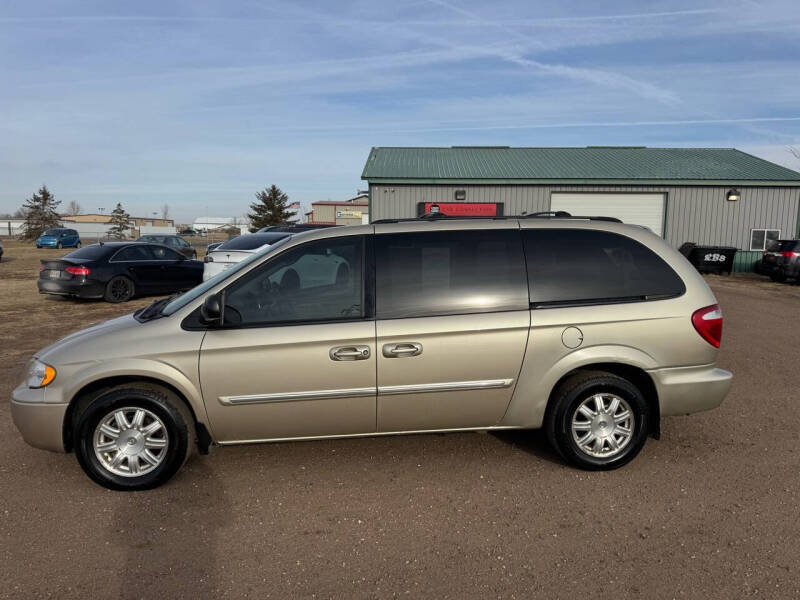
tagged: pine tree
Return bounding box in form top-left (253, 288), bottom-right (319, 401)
top-left (247, 185), bottom-right (293, 231)
top-left (21, 185), bottom-right (61, 240)
top-left (108, 203), bottom-right (131, 239)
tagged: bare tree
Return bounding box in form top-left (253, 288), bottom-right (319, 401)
top-left (788, 146), bottom-right (800, 163)
top-left (161, 204), bottom-right (170, 220)
top-left (66, 200), bottom-right (82, 216)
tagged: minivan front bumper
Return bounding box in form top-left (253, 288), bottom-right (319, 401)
top-left (10, 385), bottom-right (68, 453)
top-left (649, 364), bottom-right (732, 416)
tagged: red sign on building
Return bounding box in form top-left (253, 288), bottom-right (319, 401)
top-left (418, 202), bottom-right (503, 217)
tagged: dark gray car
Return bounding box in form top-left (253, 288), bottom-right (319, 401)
top-left (759, 239), bottom-right (800, 282)
top-left (138, 235), bottom-right (197, 260)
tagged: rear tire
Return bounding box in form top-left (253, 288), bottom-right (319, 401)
top-left (73, 384), bottom-right (195, 491)
top-left (57, 242), bottom-right (62, 249)
top-left (546, 371), bottom-right (649, 470)
top-left (104, 276), bottom-right (135, 303)
top-left (76, 241), bottom-right (82, 248)
top-left (770, 272), bottom-right (786, 283)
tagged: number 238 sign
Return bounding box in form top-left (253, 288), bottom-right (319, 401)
top-left (703, 253), bottom-right (727, 262)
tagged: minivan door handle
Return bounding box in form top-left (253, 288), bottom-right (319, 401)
top-left (382, 342), bottom-right (423, 358)
top-left (330, 345), bottom-right (371, 361)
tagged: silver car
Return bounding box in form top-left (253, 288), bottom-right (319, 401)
top-left (11, 215), bottom-right (732, 490)
top-left (202, 232), bottom-right (291, 281)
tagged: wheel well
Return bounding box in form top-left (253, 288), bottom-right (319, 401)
top-left (546, 363), bottom-right (660, 439)
top-left (62, 375), bottom-right (203, 452)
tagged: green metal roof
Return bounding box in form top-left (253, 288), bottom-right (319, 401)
top-left (361, 146), bottom-right (800, 186)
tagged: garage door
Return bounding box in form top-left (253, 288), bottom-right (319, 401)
top-left (550, 193), bottom-right (665, 236)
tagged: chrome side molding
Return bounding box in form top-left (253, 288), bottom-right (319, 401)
top-left (220, 387), bottom-right (377, 405)
top-left (379, 379), bottom-right (514, 396)
top-left (219, 379), bottom-right (514, 405)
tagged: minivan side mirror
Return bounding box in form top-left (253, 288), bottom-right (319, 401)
top-left (200, 293), bottom-right (224, 326)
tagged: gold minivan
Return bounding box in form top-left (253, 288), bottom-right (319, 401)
top-left (11, 215), bottom-right (732, 490)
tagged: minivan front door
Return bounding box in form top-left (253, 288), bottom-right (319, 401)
top-left (373, 226), bottom-right (530, 432)
top-left (199, 235), bottom-right (376, 443)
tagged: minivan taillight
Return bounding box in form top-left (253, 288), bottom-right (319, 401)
top-left (692, 304), bottom-right (723, 348)
top-left (65, 266), bottom-right (90, 276)
top-left (780, 251), bottom-right (799, 258)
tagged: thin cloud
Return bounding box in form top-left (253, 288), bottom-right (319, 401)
top-left (424, 0), bottom-right (681, 105)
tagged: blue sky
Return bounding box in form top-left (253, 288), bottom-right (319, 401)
top-left (2, 0), bottom-right (800, 222)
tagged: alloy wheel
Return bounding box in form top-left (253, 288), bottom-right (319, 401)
top-left (570, 393), bottom-right (634, 458)
top-left (109, 278), bottom-right (132, 301)
top-left (93, 407), bottom-right (169, 477)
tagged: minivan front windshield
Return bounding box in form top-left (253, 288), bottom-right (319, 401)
top-left (160, 235), bottom-right (292, 316)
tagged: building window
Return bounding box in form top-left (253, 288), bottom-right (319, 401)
top-left (750, 229), bottom-right (780, 251)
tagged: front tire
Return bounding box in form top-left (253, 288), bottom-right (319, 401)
top-left (57, 242), bottom-right (62, 249)
top-left (546, 371), bottom-right (649, 470)
top-left (104, 275), bottom-right (135, 302)
top-left (73, 384), bottom-right (194, 490)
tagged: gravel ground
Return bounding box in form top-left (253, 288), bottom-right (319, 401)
top-left (1, 240), bottom-right (799, 599)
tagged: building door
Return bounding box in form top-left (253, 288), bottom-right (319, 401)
top-left (551, 193), bottom-right (666, 236)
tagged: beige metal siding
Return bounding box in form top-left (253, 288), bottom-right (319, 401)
top-left (370, 184), bottom-right (800, 250)
top-left (370, 185), bottom-right (551, 219)
top-left (313, 205), bottom-right (336, 223)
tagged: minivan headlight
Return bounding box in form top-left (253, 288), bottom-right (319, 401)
top-left (27, 360), bottom-right (56, 388)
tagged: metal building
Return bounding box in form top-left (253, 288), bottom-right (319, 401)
top-left (361, 146), bottom-right (800, 271)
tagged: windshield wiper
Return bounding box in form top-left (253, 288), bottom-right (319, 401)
top-left (135, 292), bottom-right (182, 322)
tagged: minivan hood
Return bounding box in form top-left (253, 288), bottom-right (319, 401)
top-left (36, 313), bottom-right (140, 363)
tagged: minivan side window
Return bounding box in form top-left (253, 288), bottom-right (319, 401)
top-left (375, 229), bottom-right (528, 319)
top-left (224, 236), bottom-right (364, 326)
top-left (523, 229), bottom-right (685, 307)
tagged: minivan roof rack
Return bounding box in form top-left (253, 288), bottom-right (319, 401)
top-left (371, 213), bottom-right (623, 224)
top-left (523, 211), bottom-right (572, 218)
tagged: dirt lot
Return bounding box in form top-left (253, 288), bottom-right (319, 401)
top-left (1, 239), bottom-right (799, 599)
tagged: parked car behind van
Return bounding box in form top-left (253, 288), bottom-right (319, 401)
top-left (36, 228), bottom-right (81, 249)
top-left (138, 234), bottom-right (197, 260)
top-left (757, 239), bottom-right (800, 282)
top-left (12, 215), bottom-right (732, 490)
top-left (37, 242), bottom-right (203, 302)
top-left (202, 232), bottom-right (291, 281)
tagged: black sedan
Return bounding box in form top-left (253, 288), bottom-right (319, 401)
top-left (38, 242), bottom-right (204, 303)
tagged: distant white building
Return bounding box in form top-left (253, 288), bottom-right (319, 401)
top-left (192, 217), bottom-right (249, 232)
top-left (0, 219), bottom-right (25, 236)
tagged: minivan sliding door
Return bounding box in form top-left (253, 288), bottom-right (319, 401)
top-left (374, 225), bottom-right (530, 432)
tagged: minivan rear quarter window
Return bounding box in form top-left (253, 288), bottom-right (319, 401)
top-left (375, 229), bottom-right (528, 319)
top-left (523, 229), bottom-right (685, 307)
